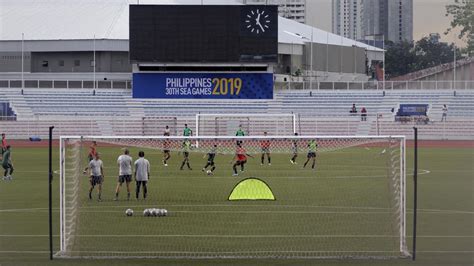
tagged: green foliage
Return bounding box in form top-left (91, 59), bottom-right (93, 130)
top-left (385, 37), bottom-right (461, 78)
top-left (445, 0), bottom-right (474, 55)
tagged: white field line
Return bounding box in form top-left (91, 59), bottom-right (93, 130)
top-left (0, 234), bottom-right (472, 238)
top-left (1, 206), bottom-right (472, 214)
top-left (3, 250), bottom-right (470, 254)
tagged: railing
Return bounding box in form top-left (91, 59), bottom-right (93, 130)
top-left (0, 79), bottom-right (473, 91)
top-left (1, 115), bottom-right (472, 140)
top-left (0, 79), bottom-right (131, 89)
top-left (274, 80), bottom-right (474, 90)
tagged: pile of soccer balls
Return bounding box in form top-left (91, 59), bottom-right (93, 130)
top-left (125, 208), bottom-right (168, 217)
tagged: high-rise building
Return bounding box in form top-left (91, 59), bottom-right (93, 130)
top-left (243, 0), bottom-right (306, 23)
top-left (332, 0), bottom-right (363, 40)
top-left (333, 0), bottom-right (413, 43)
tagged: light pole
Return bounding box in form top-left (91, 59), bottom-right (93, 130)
top-left (300, 34), bottom-right (313, 90)
top-left (284, 30), bottom-right (314, 90)
top-left (453, 42), bottom-right (456, 89)
top-left (93, 34), bottom-right (96, 90)
top-left (21, 33), bottom-right (24, 90)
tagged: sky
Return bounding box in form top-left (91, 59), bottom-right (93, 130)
top-left (306, 0), bottom-right (465, 46)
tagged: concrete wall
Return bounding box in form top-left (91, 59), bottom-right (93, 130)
top-left (30, 52), bottom-right (131, 73)
top-left (305, 44), bottom-right (366, 74)
top-left (0, 52), bottom-right (32, 72)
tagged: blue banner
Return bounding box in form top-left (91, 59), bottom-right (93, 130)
top-left (397, 104), bottom-right (429, 116)
top-left (133, 73), bottom-right (273, 99)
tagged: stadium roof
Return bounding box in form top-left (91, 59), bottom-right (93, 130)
top-left (0, 0), bottom-right (382, 52)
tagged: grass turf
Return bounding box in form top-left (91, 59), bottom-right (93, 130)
top-left (0, 144), bottom-right (472, 265)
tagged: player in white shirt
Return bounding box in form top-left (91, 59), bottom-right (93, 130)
top-left (83, 153), bottom-right (104, 201)
top-left (114, 149), bottom-right (133, 201)
top-left (134, 151), bottom-right (150, 200)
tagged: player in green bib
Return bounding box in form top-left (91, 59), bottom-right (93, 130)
top-left (303, 140), bottom-right (318, 169)
top-left (235, 125), bottom-right (245, 145)
top-left (180, 140), bottom-right (192, 170)
top-left (2, 145), bottom-right (14, 180)
top-left (183, 124), bottom-right (193, 137)
top-left (235, 125), bottom-right (245, 136)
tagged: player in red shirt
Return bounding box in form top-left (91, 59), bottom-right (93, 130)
top-left (232, 143), bottom-right (253, 176)
top-left (1, 133), bottom-right (7, 156)
top-left (88, 141), bottom-right (97, 162)
top-left (260, 132), bottom-right (271, 166)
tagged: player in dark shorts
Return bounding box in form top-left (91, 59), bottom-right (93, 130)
top-left (163, 126), bottom-right (171, 166)
top-left (202, 144), bottom-right (217, 174)
top-left (260, 132), bottom-right (271, 166)
top-left (180, 140), bottom-right (192, 170)
top-left (232, 143), bottom-right (253, 176)
top-left (84, 153), bottom-right (104, 201)
top-left (290, 133), bottom-right (299, 164)
top-left (2, 145), bottom-right (13, 181)
top-left (1, 133), bottom-right (7, 156)
top-left (303, 140), bottom-right (318, 170)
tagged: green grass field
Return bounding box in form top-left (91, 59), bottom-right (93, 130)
top-left (0, 143), bottom-right (472, 266)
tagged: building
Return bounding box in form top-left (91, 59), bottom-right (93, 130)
top-left (333, 0), bottom-right (413, 43)
top-left (332, 0), bottom-right (363, 40)
top-left (242, 0), bottom-right (306, 23)
top-left (0, 0), bottom-right (383, 85)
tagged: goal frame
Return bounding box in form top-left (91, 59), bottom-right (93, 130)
top-left (57, 135), bottom-right (408, 259)
top-left (195, 113), bottom-right (297, 137)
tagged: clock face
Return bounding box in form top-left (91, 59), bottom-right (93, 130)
top-left (244, 9), bottom-right (271, 35)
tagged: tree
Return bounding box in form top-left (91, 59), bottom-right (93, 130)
top-left (385, 41), bottom-right (416, 78)
top-left (385, 37), bottom-right (461, 78)
top-left (413, 37), bottom-right (462, 70)
top-left (446, 0), bottom-right (474, 55)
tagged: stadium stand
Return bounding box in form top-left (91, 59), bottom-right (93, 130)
top-left (0, 88), bottom-right (473, 140)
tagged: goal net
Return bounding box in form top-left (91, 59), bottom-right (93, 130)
top-left (196, 114), bottom-right (296, 136)
top-left (58, 135), bottom-right (409, 259)
top-left (141, 116), bottom-right (177, 136)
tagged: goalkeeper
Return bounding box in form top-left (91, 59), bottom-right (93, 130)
top-left (202, 144), bottom-right (217, 174)
top-left (235, 125), bottom-right (245, 145)
top-left (303, 139), bottom-right (318, 170)
top-left (180, 139), bottom-right (192, 170)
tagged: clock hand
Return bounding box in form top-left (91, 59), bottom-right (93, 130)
top-left (257, 22), bottom-right (265, 32)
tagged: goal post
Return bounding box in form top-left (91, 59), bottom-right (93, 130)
top-left (196, 113), bottom-right (296, 137)
top-left (57, 135), bottom-right (409, 259)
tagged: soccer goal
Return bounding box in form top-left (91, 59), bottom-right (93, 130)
top-left (57, 135), bottom-right (409, 259)
top-left (196, 113), bottom-right (296, 136)
top-left (141, 116), bottom-right (178, 136)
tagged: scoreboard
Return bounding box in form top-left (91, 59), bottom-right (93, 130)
top-left (129, 5), bottom-right (278, 63)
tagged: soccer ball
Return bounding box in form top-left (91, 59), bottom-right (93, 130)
top-left (206, 170), bottom-right (213, 175)
top-left (125, 209), bottom-right (133, 216)
top-left (150, 208), bottom-right (158, 217)
top-left (162, 209), bottom-right (168, 216)
top-left (156, 209), bottom-right (164, 217)
top-left (143, 209), bottom-right (151, 217)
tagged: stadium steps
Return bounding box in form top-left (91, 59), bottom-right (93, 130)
top-left (96, 120), bottom-right (114, 136)
top-left (0, 92), bottom-right (34, 120)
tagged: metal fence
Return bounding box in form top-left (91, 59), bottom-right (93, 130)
top-left (275, 80), bottom-right (474, 90)
top-left (0, 79), bottom-right (131, 89)
top-left (0, 79), bottom-right (473, 91)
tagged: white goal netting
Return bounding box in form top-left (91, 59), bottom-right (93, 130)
top-left (196, 114), bottom-right (296, 136)
top-left (58, 135), bottom-right (408, 259)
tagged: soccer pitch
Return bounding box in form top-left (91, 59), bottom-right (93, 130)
top-left (0, 142), bottom-right (472, 266)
